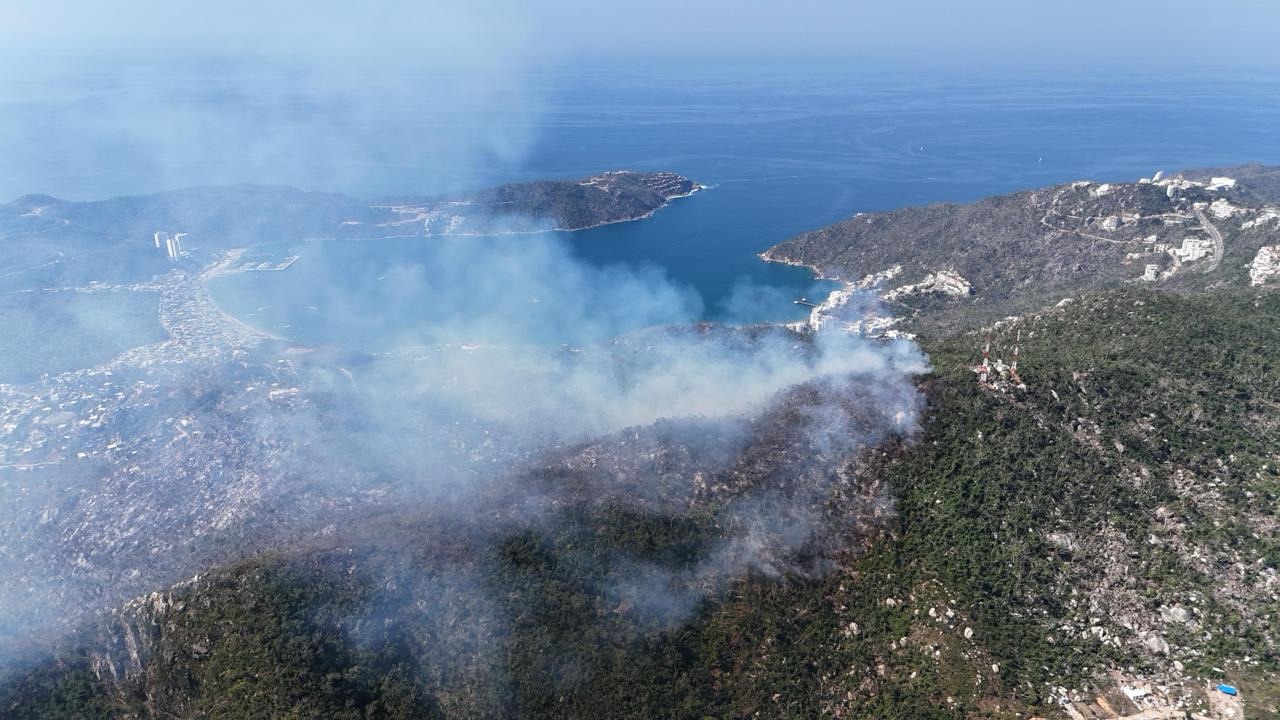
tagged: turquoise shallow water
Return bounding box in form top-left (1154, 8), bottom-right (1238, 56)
top-left (202, 197), bottom-right (839, 352)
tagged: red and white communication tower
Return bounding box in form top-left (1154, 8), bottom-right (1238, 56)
top-left (973, 330), bottom-right (1027, 392)
top-left (973, 335), bottom-right (992, 387)
top-left (1008, 329), bottom-right (1027, 390)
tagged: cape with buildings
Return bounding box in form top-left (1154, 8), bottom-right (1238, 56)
top-left (765, 163), bottom-right (1280, 336)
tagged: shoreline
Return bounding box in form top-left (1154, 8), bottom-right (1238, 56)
top-left (202, 279), bottom-right (288, 343)
top-left (758, 248), bottom-right (914, 337)
top-left (198, 250), bottom-right (288, 343)
top-left (350, 184), bottom-right (706, 239)
top-left (189, 183), bottom-right (777, 352)
top-left (545, 183), bottom-right (706, 233)
top-left (757, 248), bottom-right (839, 281)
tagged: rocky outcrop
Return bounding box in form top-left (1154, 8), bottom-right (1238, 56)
top-left (1250, 245), bottom-right (1279, 286)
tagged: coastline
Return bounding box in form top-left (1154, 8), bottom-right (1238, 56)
top-left (758, 247), bottom-right (837, 281)
top-left (202, 278), bottom-right (287, 343)
top-left (758, 247), bottom-right (915, 337)
top-left (415, 183), bottom-right (707, 238)
top-left (199, 250), bottom-right (287, 343)
top-left (546, 183), bottom-right (706, 233)
top-left (185, 184), bottom-right (714, 350)
top-left (184, 185), bottom-right (706, 349)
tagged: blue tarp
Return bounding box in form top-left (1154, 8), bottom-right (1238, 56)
top-left (1217, 684), bottom-right (1238, 696)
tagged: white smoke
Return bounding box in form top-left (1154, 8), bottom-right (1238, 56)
top-left (0, 4), bottom-right (931, 682)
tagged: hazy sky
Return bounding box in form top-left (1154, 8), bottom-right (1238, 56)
top-left (3, 0), bottom-right (1278, 201)
top-left (3, 0), bottom-right (1280, 69)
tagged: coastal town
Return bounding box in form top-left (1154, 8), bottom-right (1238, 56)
top-left (0, 249), bottom-right (319, 634)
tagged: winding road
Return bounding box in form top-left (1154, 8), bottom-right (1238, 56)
top-left (1193, 206), bottom-right (1225, 273)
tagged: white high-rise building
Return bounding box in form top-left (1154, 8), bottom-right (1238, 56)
top-left (155, 230), bottom-right (186, 260)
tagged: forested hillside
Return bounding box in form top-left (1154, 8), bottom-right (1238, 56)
top-left (7, 288), bottom-right (1277, 719)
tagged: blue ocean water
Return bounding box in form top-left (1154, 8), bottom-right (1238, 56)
top-left (5, 59), bottom-right (1280, 349)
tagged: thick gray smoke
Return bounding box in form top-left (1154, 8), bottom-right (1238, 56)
top-left (245, 231), bottom-right (929, 639)
top-left (236, 230), bottom-right (926, 506)
top-left (0, 229), bottom-right (927, 673)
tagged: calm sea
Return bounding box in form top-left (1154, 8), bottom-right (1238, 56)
top-left (5, 59), bottom-right (1279, 349)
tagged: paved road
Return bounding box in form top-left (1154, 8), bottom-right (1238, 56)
top-left (0, 251), bottom-right (64, 280)
top-left (1194, 206), bottom-right (1225, 273)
